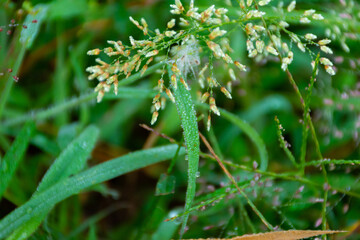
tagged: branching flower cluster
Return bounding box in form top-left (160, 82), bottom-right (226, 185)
top-left (86, 0), bottom-right (336, 129)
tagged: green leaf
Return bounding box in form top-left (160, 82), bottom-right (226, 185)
top-left (37, 125), bottom-right (99, 193)
top-left (0, 121), bottom-right (35, 200)
top-left (0, 144), bottom-right (184, 238)
top-left (151, 209), bottom-right (182, 240)
top-left (168, 66), bottom-right (200, 236)
top-left (155, 173), bottom-right (176, 196)
top-left (20, 5), bottom-right (48, 49)
top-left (7, 125), bottom-right (99, 240)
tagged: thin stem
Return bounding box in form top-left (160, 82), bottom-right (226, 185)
top-left (321, 167), bottom-right (329, 239)
top-left (199, 132), bottom-right (274, 231)
top-left (140, 124), bottom-right (360, 199)
top-left (239, 200), bottom-right (256, 233)
top-left (2, 92), bottom-right (97, 128)
top-left (1, 62), bottom-right (164, 128)
top-left (305, 159), bottom-right (360, 166)
top-left (205, 155), bottom-right (360, 199)
top-left (255, 2), bottom-right (323, 161)
top-left (274, 116), bottom-right (298, 168)
top-left (254, 3), bottom-right (329, 235)
top-left (300, 54), bottom-right (320, 174)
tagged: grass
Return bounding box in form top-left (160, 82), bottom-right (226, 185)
top-left (0, 0), bottom-right (359, 239)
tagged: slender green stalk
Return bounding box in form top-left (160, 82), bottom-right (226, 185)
top-left (255, 1), bottom-right (323, 161)
top-left (239, 200), bottom-right (256, 233)
top-left (254, 4), bottom-right (329, 235)
top-left (199, 133), bottom-right (274, 231)
top-left (1, 62), bottom-right (163, 128)
top-left (274, 116), bottom-right (298, 168)
top-left (321, 167), bottom-right (329, 240)
top-left (300, 54), bottom-right (320, 174)
top-left (305, 159), bottom-right (360, 166)
top-left (166, 180), bottom-right (254, 223)
top-left (199, 152), bottom-right (360, 199)
top-left (167, 141), bottom-right (183, 174)
top-left (300, 115), bottom-right (310, 171)
top-left (2, 92), bottom-right (97, 128)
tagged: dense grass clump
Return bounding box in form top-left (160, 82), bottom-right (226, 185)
top-left (0, 0), bottom-right (359, 239)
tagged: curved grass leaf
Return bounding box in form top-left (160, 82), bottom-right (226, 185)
top-left (197, 103), bottom-right (268, 171)
top-left (0, 121), bottom-right (35, 200)
top-left (240, 94), bottom-right (292, 122)
top-left (218, 109), bottom-right (268, 171)
top-left (37, 125), bottom-right (99, 192)
top-left (7, 125), bottom-right (99, 240)
top-left (0, 144), bottom-right (184, 238)
top-left (168, 67), bottom-right (200, 236)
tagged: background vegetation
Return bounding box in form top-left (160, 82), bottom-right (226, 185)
top-left (0, 0), bottom-right (359, 239)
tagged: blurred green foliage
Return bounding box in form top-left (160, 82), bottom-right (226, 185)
top-left (0, 0), bottom-right (359, 239)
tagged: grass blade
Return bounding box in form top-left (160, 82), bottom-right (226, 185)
top-left (0, 121), bottom-right (35, 200)
top-left (0, 144), bottom-right (184, 238)
top-left (168, 66), bottom-right (200, 236)
top-left (0, 45), bottom-right (26, 120)
top-left (37, 125), bottom-right (99, 192)
top-left (7, 125), bottom-right (99, 240)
